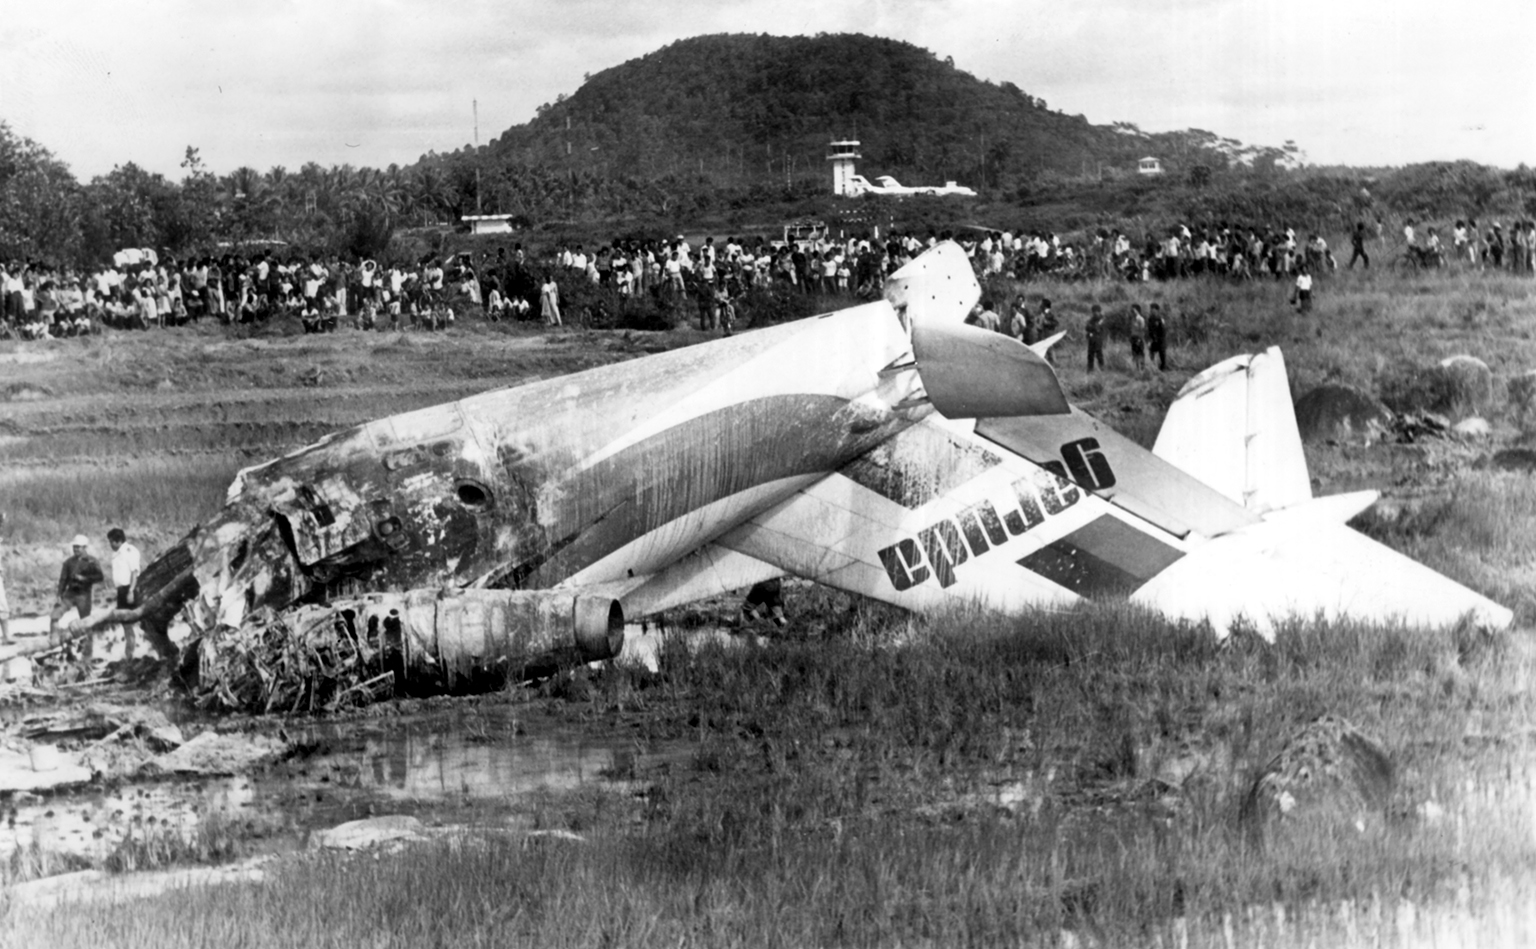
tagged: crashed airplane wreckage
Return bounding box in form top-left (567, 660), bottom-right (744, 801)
top-left (72, 243), bottom-right (1511, 710)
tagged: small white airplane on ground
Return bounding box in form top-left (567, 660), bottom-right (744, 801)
top-left (73, 243), bottom-right (1509, 695)
top-left (846, 174), bottom-right (977, 197)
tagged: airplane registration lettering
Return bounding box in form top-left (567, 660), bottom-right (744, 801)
top-left (1007, 482), bottom-right (1045, 535)
top-left (1060, 438), bottom-right (1116, 490)
top-left (1035, 470), bottom-right (1079, 513)
top-left (876, 538), bottom-right (929, 591)
top-left (918, 520), bottom-right (969, 588)
top-left (956, 501), bottom-right (1010, 554)
top-left (878, 471), bottom-right (1082, 590)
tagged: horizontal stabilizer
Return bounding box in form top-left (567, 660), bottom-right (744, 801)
top-left (1133, 519), bottom-right (1512, 639)
top-left (912, 322), bottom-right (1070, 419)
top-left (1029, 331), bottom-right (1066, 359)
top-left (1153, 347), bottom-right (1311, 514)
top-left (976, 410), bottom-right (1259, 539)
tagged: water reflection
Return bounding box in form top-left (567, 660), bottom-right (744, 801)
top-left (1, 712), bottom-right (686, 864)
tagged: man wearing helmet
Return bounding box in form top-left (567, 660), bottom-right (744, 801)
top-left (51, 533), bottom-right (105, 656)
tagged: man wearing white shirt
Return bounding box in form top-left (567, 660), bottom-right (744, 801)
top-left (108, 527), bottom-right (144, 659)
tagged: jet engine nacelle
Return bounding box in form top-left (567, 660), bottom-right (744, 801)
top-left (196, 589), bottom-right (625, 705)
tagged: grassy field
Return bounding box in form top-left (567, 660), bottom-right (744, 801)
top-left (8, 606), bottom-right (1535, 945)
top-left (4, 260), bottom-right (1536, 945)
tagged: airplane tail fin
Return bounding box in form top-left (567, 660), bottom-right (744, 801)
top-left (1152, 347), bottom-right (1311, 514)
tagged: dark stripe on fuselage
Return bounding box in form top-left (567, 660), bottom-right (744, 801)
top-left (840, 423), bottom-right (1002, 510)
top-left (1017, 514), bottom-right (1184, 596)
top-left (498, 394), bottom-right (908, 588)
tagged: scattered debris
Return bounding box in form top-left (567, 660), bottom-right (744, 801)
top-left (141, 730), bottom-right (289, 777)
top-left (0, 742), bottom-right (92, 791)
top-left (1451, 417), bottom-right (1491, 438)
top-left (18, 703), bottom-right (181, 747)
top-left (1391, 410), bottom-right (1452, 443)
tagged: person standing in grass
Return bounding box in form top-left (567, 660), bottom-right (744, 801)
top-left (1009, 294), bottom-right (1034, 344)
top-left (1084, 305), bottom-right (1105, 372)
top-left (1147, 303), bottom-right (1168, 371)
top-left (1128, 304), bottom-right (1147, 371)
top-left (0, 513), bottom-right (11, 646)
top-left (107, 528), bottom-right (141, 660)
top-left (1348, 221), bottom-right (1370, 269)
top-left (1037, 299), bottom-right (1060, 364)
top-left (1293, 265), bottom-right (1314, 314)
top-left (539, 273), bottom-right (562, 327)
top-left (969, 299), bottom-right (1001, 333)
top-left (50, 534), bottom-right (104, 656)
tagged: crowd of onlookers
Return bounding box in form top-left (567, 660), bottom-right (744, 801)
top-left (3, 215), bottom-right (1534, 341)
top-left (0, 248), bottom-right (527, 340)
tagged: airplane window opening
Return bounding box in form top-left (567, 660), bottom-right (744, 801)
top-left (374, 516), bottom-right (408, 550)
top-left (457, 480), bottom-right (492, 509)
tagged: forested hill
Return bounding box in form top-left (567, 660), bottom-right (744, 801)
top-left (474, 33), bottom-right (1285, 194)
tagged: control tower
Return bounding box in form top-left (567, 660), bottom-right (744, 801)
top-left (827, 140), bottom-right (862, 196)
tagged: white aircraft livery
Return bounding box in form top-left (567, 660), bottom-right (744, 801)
top-left (76, 243), bottom-right (1510, 692)
top-left (845, 174), bottom-right (977, 197)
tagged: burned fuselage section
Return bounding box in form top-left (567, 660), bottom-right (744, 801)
top-left (196, 400), bottom-right (519, 632)
top-left (114, 293), bottom-right (934, 706)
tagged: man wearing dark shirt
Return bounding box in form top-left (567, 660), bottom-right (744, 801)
top-left (1085, 305), bottom-right (1105, 372)
top-left (1147, 303), bottom-right (1169, 371)
top-left (1348, 222), bottom-right (1369, 269)
top-left (51, 533), bottom-right (105, 656)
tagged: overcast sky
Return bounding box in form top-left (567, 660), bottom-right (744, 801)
top-left (2, 0), bottom-right (1531, 180)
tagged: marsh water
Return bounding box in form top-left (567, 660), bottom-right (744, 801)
top-left (2, 706), bottom-right (691, 864)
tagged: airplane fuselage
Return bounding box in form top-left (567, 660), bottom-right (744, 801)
top-left (184, 300), bottom-right (929, 632)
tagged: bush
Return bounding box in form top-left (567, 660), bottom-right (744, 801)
top-left (552, 274), bottom-right (682, 331)
top-left (737, 282), bottom-right (826, 327)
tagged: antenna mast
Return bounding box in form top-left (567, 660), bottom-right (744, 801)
top-left (473, 99), bottom-right (482, 213)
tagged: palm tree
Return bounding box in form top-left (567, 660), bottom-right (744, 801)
top-left (408, 165), bottom-right (453, 225)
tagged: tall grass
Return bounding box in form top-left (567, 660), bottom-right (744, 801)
top-left (0, 457), bottom-right (242, 546)
top-left (9, 605), bottom-right (1534, 945)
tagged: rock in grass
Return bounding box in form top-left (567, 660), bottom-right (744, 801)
top-left (1508, 369), bottom-right (1536, 432)
top-left (1294, 385), bottom-right (1392, 444)
top-left (1241, 715), bottom-right (1394, 834)
top-left (1485, 447), bottom-right (1536, 472)
top-left (313, 815), bottom-right (426, 850)
top-left (1435, 355), bottom-right (1494, 419)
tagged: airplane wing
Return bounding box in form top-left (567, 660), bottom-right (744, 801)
top-left (707, 409), bottom-right (1509, 638)
top-left (1131, 503), bottom-right (1513, 635)
top-left (712, 413), bottom-right (1193, 615)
